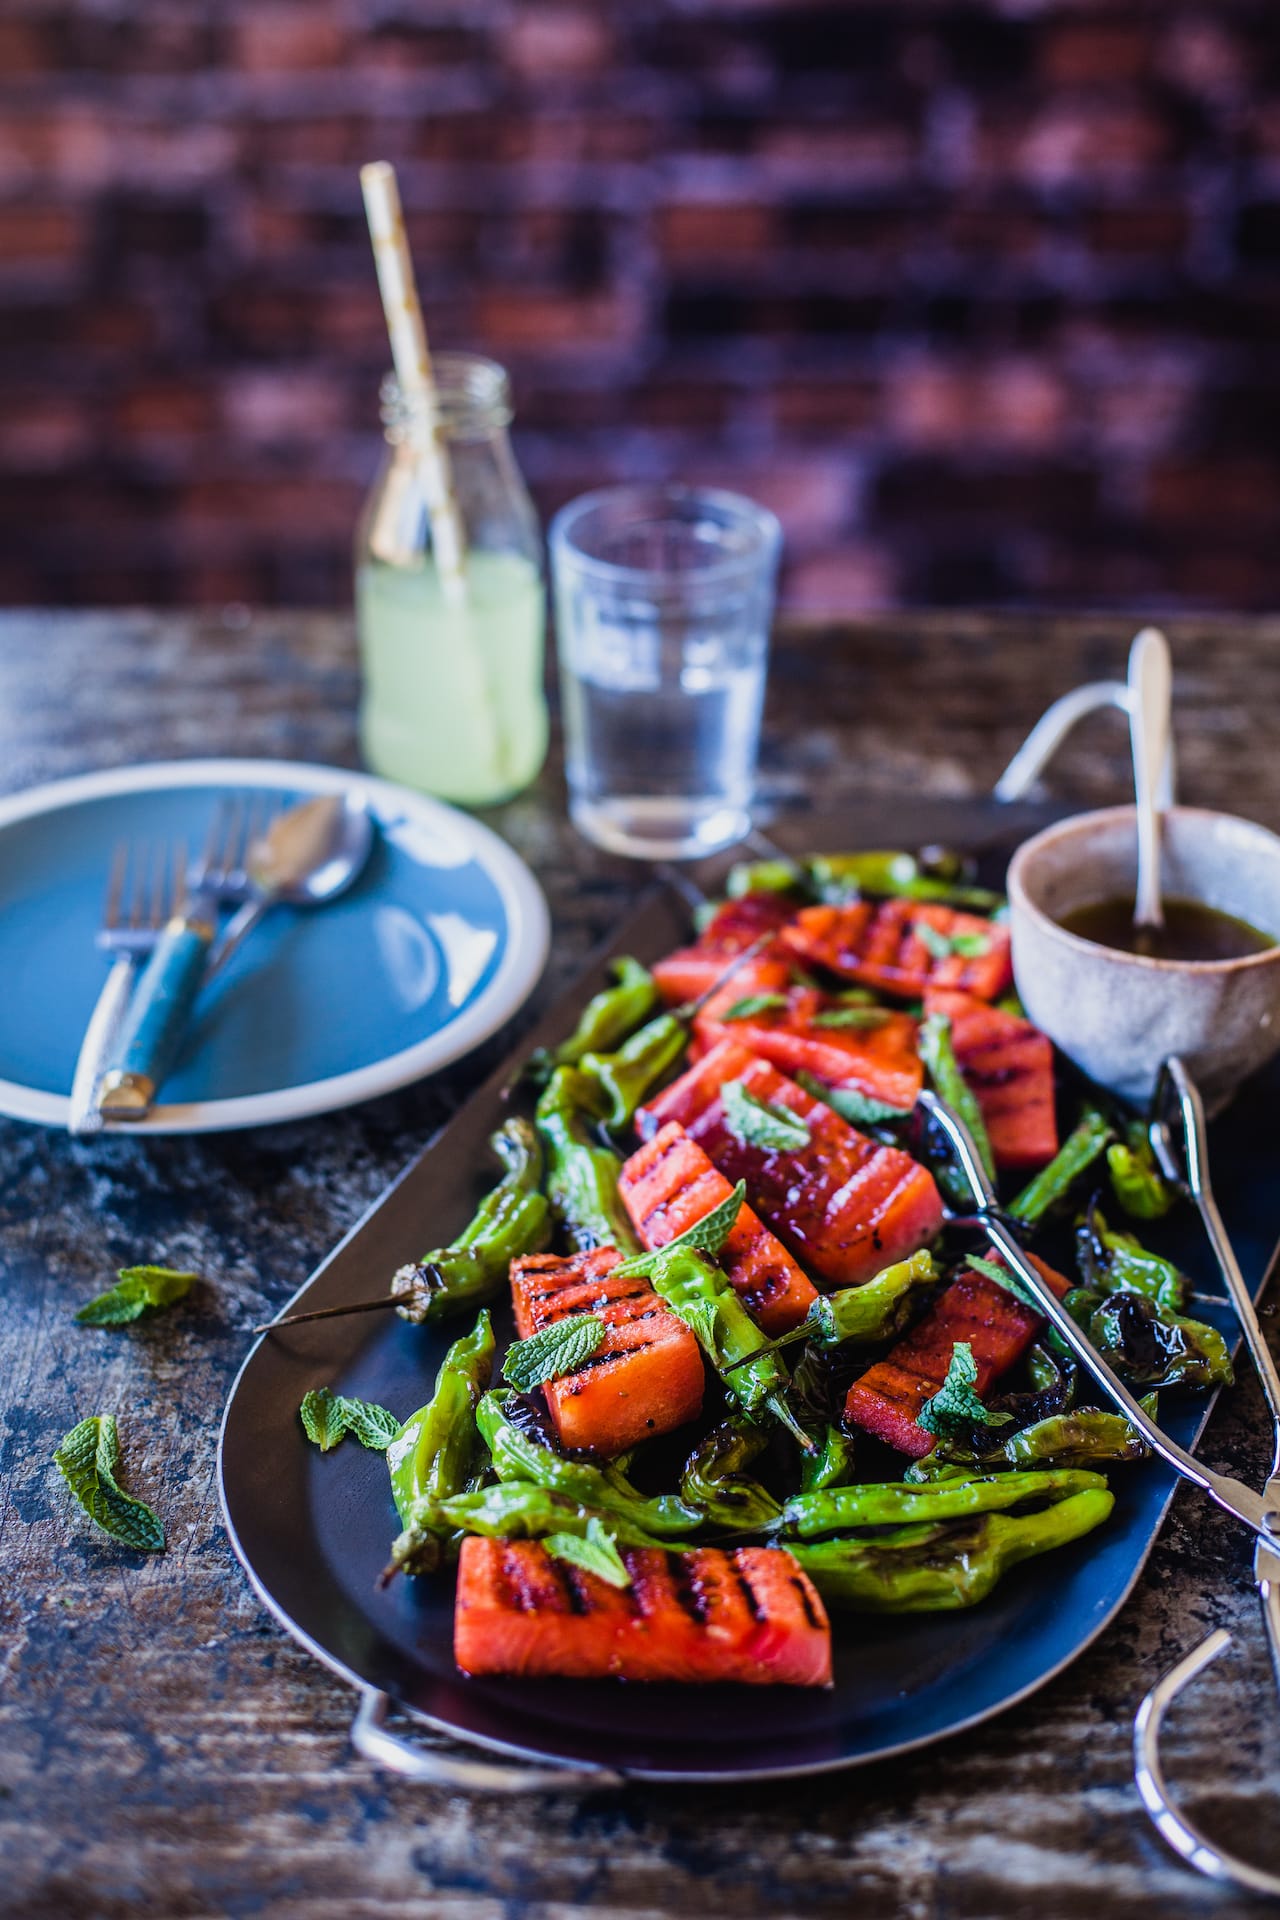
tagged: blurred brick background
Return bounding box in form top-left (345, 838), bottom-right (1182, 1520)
top-left (2, 0), bottom-right (1279, 612)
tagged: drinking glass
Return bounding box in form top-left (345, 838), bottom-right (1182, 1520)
top-left (551, 484), bottom-right (781, 859)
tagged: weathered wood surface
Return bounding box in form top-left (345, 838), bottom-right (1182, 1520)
top-left (2, 610), bottom-right (1279, 1920)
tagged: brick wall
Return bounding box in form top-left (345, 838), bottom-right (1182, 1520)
top-left (2, 1), bottom-right (1279, 612)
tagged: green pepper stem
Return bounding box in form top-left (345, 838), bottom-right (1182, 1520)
top-left (768, 1393), bottom-right (817, 1451)
top-left (255, 1294), bottom-right (397, 1334)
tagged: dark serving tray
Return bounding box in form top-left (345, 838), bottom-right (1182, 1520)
top-left (217, 799), bottom-right (1280, 1785)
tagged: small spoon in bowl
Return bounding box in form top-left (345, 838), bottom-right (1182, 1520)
top-left (1129, 625), bottom-right (1173, 945)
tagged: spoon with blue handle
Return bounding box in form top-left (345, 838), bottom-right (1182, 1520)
top-left (96, 790), bottom-right (375, 1121)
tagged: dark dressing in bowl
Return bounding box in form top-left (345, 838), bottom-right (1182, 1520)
top-left (1058, 896), bottom-right (1276, 962)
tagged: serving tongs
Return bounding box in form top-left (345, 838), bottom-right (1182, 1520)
top-left (1129, 1059), bottom-right (1280, 1897)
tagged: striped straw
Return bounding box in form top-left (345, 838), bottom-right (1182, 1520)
top-left (360, 160), bottom-right (468, 601)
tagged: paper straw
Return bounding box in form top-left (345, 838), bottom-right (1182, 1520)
top-left (360, 160), bottom-right (468, 600)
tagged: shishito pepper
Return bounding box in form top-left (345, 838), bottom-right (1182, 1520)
top-left (477, 1391), bottom-right (702, 1539)
top-left (525, 957), bottom-right (659, 1086)
top-left (534, 1066), bottom-right (641, 1255)
top-left (905, 1407), bottom-right (1152, 1481)
top-left (391, 1119), bottom-right (551, 1325)
top-left (791, 1486), bottom-right (1114, 1611)
top-left (383, 1311), bottom-right (496, 1578)
top-left (780, 1466), bottom-right (1109, 1538)
top-left (800, 1425), bottom-right (857, 1495)
top-left (420, 1482), bottom-right (687, 1552)
top-left (679, 1419), bottom-right (783, 1533)
top-left (579, 1010), bottom-right (691, 1132)
top-left (1010, 1109), bottom-right (1114, 1226)
top-left (638, 1244), bottom-right (813, 1448)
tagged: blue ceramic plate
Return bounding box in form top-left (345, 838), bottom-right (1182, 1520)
top-left (219, 803), bottom-right (1280, 1784)
top-left (0, 758), bottom-right (548, 1133)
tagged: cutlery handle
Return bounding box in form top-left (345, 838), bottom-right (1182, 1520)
top-left (68, 954), bottom-right (137, 1136)
top-left (97, 920), bottom-right (213, 1119)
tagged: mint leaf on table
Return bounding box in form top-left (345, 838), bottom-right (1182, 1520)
top-left (53, 1414), bottom-right (165, 1552)
top-left (503, 1314), bottom-right (605, 1392)
top-left (75, 1266), bottom-right (198, 1327)
top-left (811, 1006), bottom-right (891, 1030)
top-left (613, 1182), bottom-right (747, 1279)
top-left (721, 1079), bottom-right (811, 1152)
top-left (299, 1387), bottom-right (400, 1453)
top-left (545, 1517), bottom-right (632, 1590)
top-left (917, 1342), bottom-right (1013, 1440)
top-left (795, 1071), bottom-right (912, 1126)
top-left (719, 993), bottom-right (789, 1021)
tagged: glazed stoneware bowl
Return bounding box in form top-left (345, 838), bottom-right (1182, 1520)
top-left (1007, 805), bottom-right (1280, 1110)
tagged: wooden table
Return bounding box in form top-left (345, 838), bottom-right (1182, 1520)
top-left (3, 610), bottom-right (1279, 1920)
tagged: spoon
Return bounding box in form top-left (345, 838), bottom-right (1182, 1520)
top-left (1129, 625), bottom-right (1173, 937)
top-left (208, 790), bottom-right (375, 976)
top-left (97, 790), bottom-right (375, 1119)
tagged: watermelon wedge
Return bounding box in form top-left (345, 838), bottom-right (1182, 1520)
top-left (637, 1038), bottom-right (944, 1288)
top-left (619, 1120), bottom-right (818, 1334)
top-left (510, 1247), bottom-right (704, 1457)
top-left (454, 1537), bottom-right (833, 1685)
top-left (923, 987), bottom-right (1058, 1170)
top-left (782, 900), bottom-right (1012, 1003)
top-left (696, 984), bottom-right (922, 1112)
top-left (843, 1251), bottom-right (1070, 1457)
top-left (652, 894), bottom-right (795, 1007)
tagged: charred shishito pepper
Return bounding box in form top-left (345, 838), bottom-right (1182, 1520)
top-left (790, 1486), bottom-right (1114, 1612)
top-left (525, 956), bottom-right (659, 1087)
top-left (534, 1066), bottom-right (641, 1256)
top-left (384, 1310), bottom-right (497, 1579)
top-left (391, 1119), bottom-right (551, 1325)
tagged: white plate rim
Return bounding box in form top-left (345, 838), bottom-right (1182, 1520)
top-left (0, 757), bottom-right (550, 1134)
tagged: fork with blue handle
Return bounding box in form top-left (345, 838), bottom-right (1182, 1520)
top-left (93, 795), bottom-right (278, 1122)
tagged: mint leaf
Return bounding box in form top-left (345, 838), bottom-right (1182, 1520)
top-left (545, 1517), bottom-right (632, 1590)
top-left (811, 1006), bottom-right (891, 1030)
top-left (54, 1414), bottom-right (165, 1552)
top-left (719, 992), bottom-right (789, 1022)
top-left (964, 1253), bottom-right (1038, 1310)
top-left (300, 1388), bottom-right (399, 1452)
top-left (914, 921), bottom-right (954, 960)
top-left (721, 1079), bottom-right (811, 1152)
top-left (950, 932), bottom-right (991, 958)
top-left (503, 1314), bottom-right (605, 1392)
top-left (667, 1292), bottom-right (721, 1355)
top-left (613, 1182), bottom-right (747, 1279)
top-left (795, 1071), bottom-right (912, 1124)
top-left (918, 1342), bottom-right (1013, 1439)
top-left (75, 1266), bottom-right (197, 1327)
top-left (341, 1400), bottom-right (402, 1450)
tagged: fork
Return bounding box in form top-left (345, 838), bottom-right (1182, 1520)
top-left (68, 840), bottom-right (186, 1136)
top-left (95, 796), bottom-right (271, 1122)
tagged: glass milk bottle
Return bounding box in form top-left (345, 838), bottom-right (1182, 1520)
top-left (355, 353), bottom-right (548, 805)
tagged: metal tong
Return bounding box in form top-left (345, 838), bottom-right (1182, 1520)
top-left (1129, 1059), bottom-right (1280, 1897)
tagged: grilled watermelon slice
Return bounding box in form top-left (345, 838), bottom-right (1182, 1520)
top-left (652, 894), bottom-right (795, 1007)
top-left (454, 1538), bottom-right (833, 1686)
top-left (637, 1039), bottom-right (944, 1288)
top-left (843, 1251), bottom-right (1071, 1457)
top-left (619, 1120), bottom-right (818, 1334)
top-left (923, 987), bottom-right (1058, 1170)
top-left (782, 900), bottom-right (1012, 1003)
top-left (696, 984), bottom-right (922, 1113)
top-left (510, 1247), bottom-right (704, 1457)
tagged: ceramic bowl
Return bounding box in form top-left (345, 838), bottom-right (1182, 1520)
top-left (1007, 805), bottom-right (1280, 1109)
